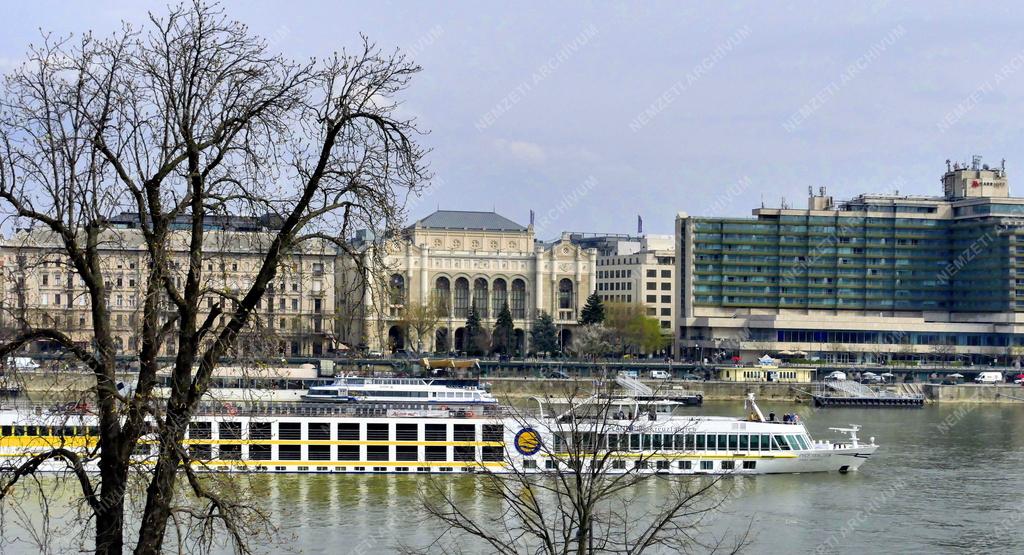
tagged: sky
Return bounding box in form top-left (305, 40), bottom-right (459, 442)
top-left (3, 1), bottom-right (1024, 238)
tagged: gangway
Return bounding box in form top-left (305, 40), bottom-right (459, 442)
top-left (813, 378), bottom-right (924, 408)
top-left (823, 378), bottom-right (876, 398)
top-left (615, 374), bottom-right (653, 397)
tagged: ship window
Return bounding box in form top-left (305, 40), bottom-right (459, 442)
top-left (454, 446), bottom-right (475, 462)
top-left (760, 434), bottom-right (771, 451)
top-left (249, 423), bottom-right (271, 440)
top-left (396, 446), bottom-right (418, 461)
top-left (629, 434), bottom-right (641, 450)
top-left (700, 460), bottom-right (713, 471)
top-left (678, 460), bottom-right (692, 470)
top-left (338, 423), bottom-right (359, 440)
top-left (190, 444), bottom-right (212, 460)
top-left (545, 460), bottom-right (557, 470)
top-left (453, 425), bottom-right (475, 442)
top-left (425, 424), bottom-right (447, 441)
top-left (651, 434), bottom-right (662, 450)
top-left (189, 422), bottom-right (212, 440)
top-left (743, 461), bottom-right (757, 470)
top-left (773, 435), bottom-right (790, 450)
top-left (396, 424), bottom-right (418, 441)
top-left (367, 424), bottom-right (389, 441)
top-left (799, 435), bottom-right (811, 450)
top-left (728, 434), bottom-right (738, 451)
top-left (219, 422), bottom-right (241, 440)
top-left (1, 426), bottom-right (9, 436)
top-left (219, 444), bottom-right (241, 460)
top-left (673, 434), bottom-right (686, 451)
top-left (523, 460), bottom-right (537, 469)
top-left (656, 460), bottom-right (670, 470)
top-left (250, 445), bottom-right (272, 460)
top-left (279, 423), bottom-right (301, 440)
top-left (309, 423), bottom-right (331, 440)
top-left (706, 435), bottom-right (717, 450)
top-left (338, 446), bottom-right (359, 461)
top-left (606, 434), bottom-right (619, 450)
top-left (425, 446), bottom-right (447, 461)
top-left (786, 434), bottom-right (802, 452)
top-left (634, 460), bottom-right (647, 469)
top-left (366, 446), bottom-right (389, 461)
top-left (279, 445), bottom-right (301, 460)
top-left (696, 435), bottom-right (706, 450)
top-left (308, 445), bottom-right (331, 461)
top-left (482, 447), bottom-right (503, 462)
top-left (739, 435), bottom-right (749, 450)
top-left (482, 425), bottom-right (503, 442)
top-left (717, 434), bottom-right (728, 451)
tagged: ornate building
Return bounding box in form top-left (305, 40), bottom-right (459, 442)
top-left (339, 210), bottom-right (597, 354)
top-left (0, 213), bottom-right (339, 359)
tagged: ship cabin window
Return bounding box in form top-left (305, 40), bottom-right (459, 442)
top-left (250, 445), bottom-right (272, 460)
top-left (366, 446), bottom-right (389, 461)
top-left (190, 444), bottom-right (212, 460)
top-left (482, 425), bottom-right (503, 442)
top-left (425, 424), bottom-right (447, 441)
top-left (338, 446), bottom-right (359, 461)
top-left (612, 460), bottom-right (626, 470)
top-left (523, 460), bottom-right (537, 469)
top-left (700, 460), bottom-right (713, 471)
top-left (309, 423), bottom-right (331, 440)
top-left (482, 447), bottom-right (503, 462)
top-left (634, 460), bottom-right (647, 469)
top-left (728, 434), bottom-right (739, 451)
top-left (309, 445), bottom-right (331, 461)
top-left (279, 423), bottom-right (301, 440)
top-left (743, 461), bottom-right (757, 470)
top-left (629, 434), bottom-right (641, 451)
top-left (545, 460), bottom-right (557, 470)
top-left (219, 422), bottom-right (241, 440)
top-left (773, 435), bottom-right (791, 450)
top-left (279, 445), bottom-right (301, 460)
top-left (1, 426), bottom-right (10, 436)
top-left (739, 435), bottom-right (749, 450)
top-left (655, 460), bottom-right (670, 471)
top-left (366, 424), bottom-right (389, 441)
top-left (338, 423), bottom-right (359, 440)
top-left (673, 434), bottom-right (686, 450)
top-left (396, 424), bottom-right (419, 441)
top-left (189, 422), bottom-right (212, 440)
top-left (678, 460), bottom-right (692, 470)
top-left (696, 435), bottom-right (706, 450)
top-left (220, 444), bottom-right (241, 460)
top-left (453, 425), bottom-right (475, 442)
top-left (454, 446), bottom-right (475, 461)
top-left (424, 446), bottom-right (447, 462)
top-left (717, 434), bottom-right (728, 451)
top-left (396, 446), bottom-right (418, 461)
top-left (748, 435), bottom-right (759, 450)
top-left (721, 460), bottom-right (735, 470)
top-left (250, 423), bottom-right (271, 440)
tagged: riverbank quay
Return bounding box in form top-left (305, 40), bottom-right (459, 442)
top-left (486, 378), bottom-right (1024, 404)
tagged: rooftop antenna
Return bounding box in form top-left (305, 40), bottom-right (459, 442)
top-left (808, 185), bottom-right (813, 197)
top-left (972, 154), bottom-right (982, 171)
top-left (946, 159), bottom-right (951, 172)
top-left (1002, 158), bottom-right (1006, 172)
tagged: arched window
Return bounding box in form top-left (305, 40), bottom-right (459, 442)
top-left (434, 277), bottom-right (451, 317)
top-left (473, 278), bottom-right (489, 318)
top-left (511, 279), bottom-right (526, 319)
top-left (492, 278), bottom-right (507, 316)
top-left (558, 278), bottom-right (574, 310)
top-left (454, 277), bottom-right (470, 318)
top-left (389, 274), bottom-right (405, 305)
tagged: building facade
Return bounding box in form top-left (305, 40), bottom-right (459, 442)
top-left (571, 233), bottom-right (677, 333)
top-left (0, 213), bottom-right (339, 359)
top-left (340, 210), bottom-right (597, 354)
top-left (675, 158), bottom-right (1024, 364)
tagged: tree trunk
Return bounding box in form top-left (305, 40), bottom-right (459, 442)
top-left (133, 415), bottom-right (186, 554)
top-left (96, 450), bottom-right (128, 555)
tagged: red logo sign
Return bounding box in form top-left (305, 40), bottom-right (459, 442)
top-left (972, 180), bottom-right (980, 188)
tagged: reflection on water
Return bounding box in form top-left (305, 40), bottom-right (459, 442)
top-left (3, 401), bottom-right (1024, 554)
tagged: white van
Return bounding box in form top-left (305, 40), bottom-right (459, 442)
top-left (974, 371), bottom-right (1003, 384)
top-left (825, 370), bottom-right (847, 381)
top-left (5, 357), bottom-right (39, 371)
top-left (650, 370), bottom-right (671, 380)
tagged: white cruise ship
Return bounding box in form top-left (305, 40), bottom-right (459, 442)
top-left (301, 376), bottom-right (498, 405)
top-left (0, 392), bottom-right (876, 476)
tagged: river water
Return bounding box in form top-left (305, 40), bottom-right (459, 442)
top-left (2, 401), bottom-right (1023, 554)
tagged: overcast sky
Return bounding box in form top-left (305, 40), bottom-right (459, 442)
top-left (4, 1), bottom-right (1023, 237)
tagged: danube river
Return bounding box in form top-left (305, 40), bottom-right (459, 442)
top-left (3, 401), bottom-right (1024, 554)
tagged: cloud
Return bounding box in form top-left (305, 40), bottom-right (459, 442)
top-left (493, 138), bottom-right (547, 164)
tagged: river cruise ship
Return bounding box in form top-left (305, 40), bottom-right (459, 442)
top-left (0, 393), bottom-right (876, 476)
top-left (301, 376), bottom-right (498, 405)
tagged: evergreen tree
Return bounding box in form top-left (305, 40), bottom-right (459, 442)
top-left (530, 311), bottom-right (560, 355)
top-left (465, 303), bottom-right (485, 356)
top-left (579, 291), bottom-right (605, 325)
top-left (492, 302), bottom-right (515, 355)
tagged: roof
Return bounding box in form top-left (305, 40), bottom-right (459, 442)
top-left (410, 210), bottom-right (527, 232)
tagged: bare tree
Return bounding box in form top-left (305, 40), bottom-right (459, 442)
top-left (0, 3), bottom-right (427, 554)
top-left (416, 382), bottom-right (749, 554)
top-left (399, 297), bottom-right (443, 353)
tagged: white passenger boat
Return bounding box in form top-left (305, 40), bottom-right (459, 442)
top-left (0, 393), bottom-right (876, 475)
top-left (301, 376), bottom-right (498, 405)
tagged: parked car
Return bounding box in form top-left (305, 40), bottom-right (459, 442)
top-left (974, 371), bottom-right (1003, 384)
top-left (541, 369), bottom-right (570, 380)
top-left (649, 370), bottom-right (671, 380)
top-left (680, 373), bottom-right (704, 381)
top-left (825, 371), bottom-right (847, 381)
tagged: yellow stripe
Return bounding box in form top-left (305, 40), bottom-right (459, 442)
top-left (180, 439), bottom-right (504, 447)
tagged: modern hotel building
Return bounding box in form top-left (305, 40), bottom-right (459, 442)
top-left (675, 158), bottom-right (1024, 364)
